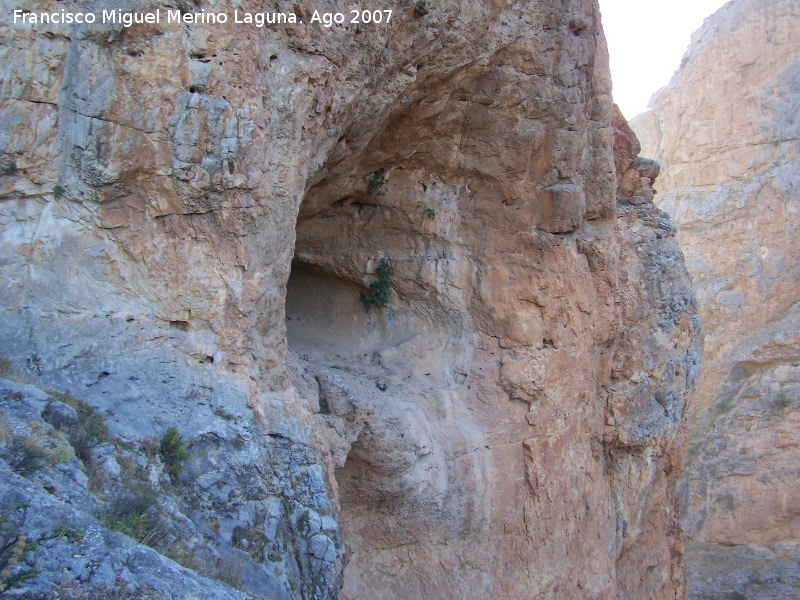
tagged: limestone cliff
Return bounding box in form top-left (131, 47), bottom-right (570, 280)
top-left (632, 0), bottom-right (800, 597)
top-left (0, 0), bottom-right (699, 598)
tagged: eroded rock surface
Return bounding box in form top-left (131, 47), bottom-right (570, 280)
top-left (632, 0), bottom-right (800, 596)
top-left (1, 0), bottom-right (699, 597)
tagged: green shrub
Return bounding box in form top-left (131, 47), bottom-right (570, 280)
top-left (46, 392), bottom-right (111, 465)
top-left (774, 381), bottom-right (792, 409)
top-left (361, 258), bottom-right (392, 306)
top-left (49, 522), bottom-right (85, 543)
top-left (362, 171), bottom-right (387, 197)
top-left (104, 510), bottom-right (150, 541)
top-left (159, 427), bottom-right (189, 478)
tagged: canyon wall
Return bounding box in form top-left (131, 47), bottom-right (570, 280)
top-left (632, 0), bottom-right (800, 597)
top-left (1, 0), bottom-right (699, 597)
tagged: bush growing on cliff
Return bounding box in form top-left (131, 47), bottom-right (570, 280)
top-left (159, 427), bottom-right (189, 478)
top-left (361, 170), bottom-right (387, 197)
top-left (102, 486), bottom-right (162, 544)
top-left (5, 435), bottom-right (50, 475)
top-left (360, 258), bottom-right (392, 306)
top-left (46, 391), bottom-right (111, 464)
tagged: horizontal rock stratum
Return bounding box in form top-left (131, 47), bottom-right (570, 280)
top-left (0, 1), bottom-right (700, 598)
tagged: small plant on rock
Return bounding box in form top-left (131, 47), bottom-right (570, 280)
top-left (0, 358), bottom-right (13, 379)
top-left (360, 258), bottom-right (392, 307)
top-left (362, 171), bottom-right (387, 197)
top-left (0, 156), bottom-right (17, 177)
top-left (102, 487), bottom-right (160, 543)
top-left (0, 505), bottom-right (36, 592)
top-left (4, 435), bottom-right (50, 476)
top-left (712, 399), bottom-right (732, 415)
top-left (776, 384), bottom-right (791, 409)
top-left (159, 427), bottom-right (189, 478)
top-left (2, 420), bottom-right (70, 476)
top-left (46, 391), bottom-right (111, 465)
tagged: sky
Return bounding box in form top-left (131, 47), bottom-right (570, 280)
top-left (598, 0), bottom-right (730, 119)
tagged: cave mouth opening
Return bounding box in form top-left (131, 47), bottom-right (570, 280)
top-left (281, 161), bottom-right (485, 598)
top-left (284, 259), bottom-right (417, 361)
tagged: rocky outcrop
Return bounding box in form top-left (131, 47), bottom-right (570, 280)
top-left (632, 0), bottom-right (800, 596)
top-left (1, 0), bottom-right (699, 597)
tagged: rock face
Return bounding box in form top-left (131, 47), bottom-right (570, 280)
top-left (0, 0), bottom-right (699, 598)
top-left (632, 0), bottom-right (800, 597)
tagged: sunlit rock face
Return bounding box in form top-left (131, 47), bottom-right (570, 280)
top-left (633, 0), bottom-right (800, 597)
top-left (1, 0), bottom-right (699, 597)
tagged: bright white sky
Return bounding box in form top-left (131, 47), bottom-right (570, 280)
top-left (598, 0), bottom-right (729, 119)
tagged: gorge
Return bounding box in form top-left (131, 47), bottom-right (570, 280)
top-left (633, 0), bottom-right (800, 597)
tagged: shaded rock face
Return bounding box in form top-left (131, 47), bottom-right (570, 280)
top-left (632, 0), bottom-right (800, 597)
top-left (0, 0), bottom-right (699, 598)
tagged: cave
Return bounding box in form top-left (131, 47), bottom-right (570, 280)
top-left (285, 260), bottom-right (417, 360)
top-left (283, 165), bottom-right (487, 596)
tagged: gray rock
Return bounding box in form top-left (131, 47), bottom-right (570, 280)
top-left (41, 400), bottom-right (79, 430)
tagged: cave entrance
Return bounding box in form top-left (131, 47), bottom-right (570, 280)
top-left (285, 259), bottom-right (417, 360)
top-left (283, 162), bottom-right (482, 598)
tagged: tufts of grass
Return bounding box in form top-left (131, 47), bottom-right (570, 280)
top-left (4, 436), bottom-right (49, 475)
top-left (2, 421), bottom-right (73, 476)
top-left (775, 382), bottom-right (792, 409)
top-left (101, 485), bottom-right (166, 546)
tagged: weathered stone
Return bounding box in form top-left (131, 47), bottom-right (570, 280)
top-left (1, 0), bottom-right (700, 598)
top-left (41, 400), bottom-right (79, 430)
top-left (632, 0), bottom-right (800, 596)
